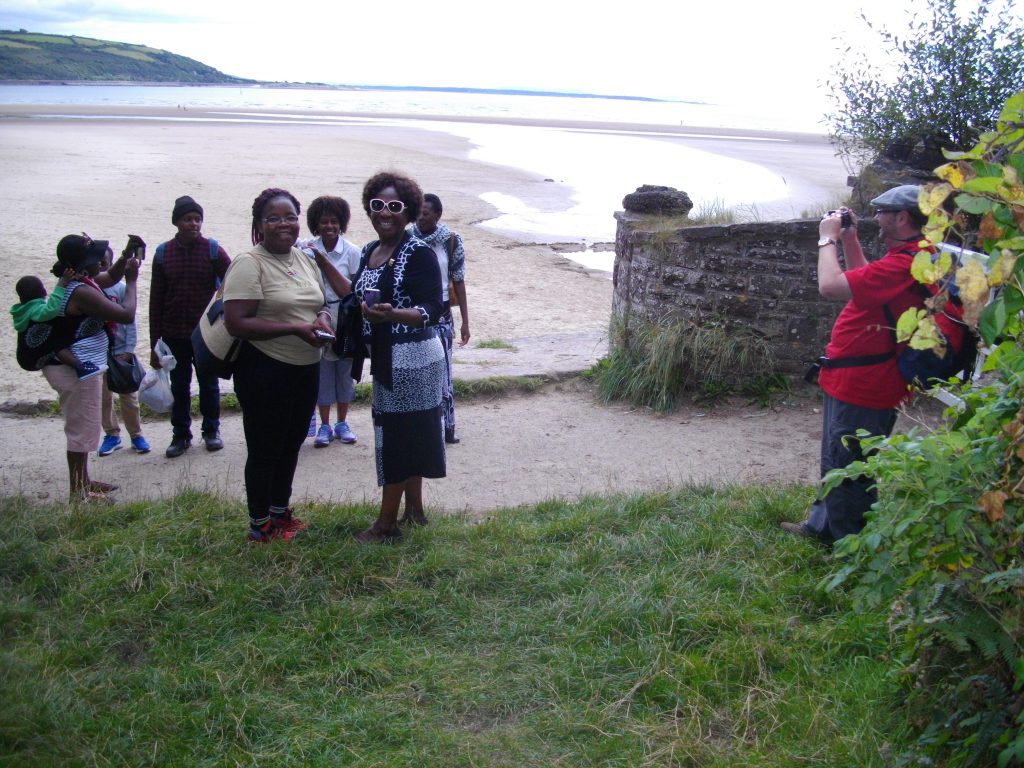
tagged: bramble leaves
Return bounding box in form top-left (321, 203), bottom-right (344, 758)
top-left (910, 248), bottom-right (952, 284)
top-left (826, 90), bottom-right (1024, 767)
top-left (936, 163), bottom-right (967, 188)
top-left (908, 315), bottom-right (944, 351)
top-left (921, 182), bottom-right (954, 213)
top-left (896, 307), bottom-right (925, 343)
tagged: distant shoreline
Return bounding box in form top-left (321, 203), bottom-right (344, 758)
top-left (0, 102), bottom-right (833, 143)
top-left (0, 79), bottom-right (698, 105)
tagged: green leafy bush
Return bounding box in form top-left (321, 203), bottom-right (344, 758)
top-left (824, 93), bottom-right (1024, 767)
top-left (827, 0), bottom-right (1024, 169)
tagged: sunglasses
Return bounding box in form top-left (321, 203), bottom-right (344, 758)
top-left (369, 199), bottom-right (406, 214)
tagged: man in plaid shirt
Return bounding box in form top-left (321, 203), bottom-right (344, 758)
top-left (149, 195), bottom-right (231, 458)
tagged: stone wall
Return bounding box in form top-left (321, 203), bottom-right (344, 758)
top-left (611, 212), bottom-right (881, 375)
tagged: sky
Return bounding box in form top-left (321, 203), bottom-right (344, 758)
top-left (1, 0), bottom-right (1019, 111)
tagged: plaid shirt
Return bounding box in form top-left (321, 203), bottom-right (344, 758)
top-left (148, 234), bottom-right (230, 345)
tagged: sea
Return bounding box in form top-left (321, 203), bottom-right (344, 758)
top-left (0, 84), bottom-right (839, 273)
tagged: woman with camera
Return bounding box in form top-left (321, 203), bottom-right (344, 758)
top-left (222, 188), bottom-right (334, 543)
top-left (42, 234), bottom-right (140, 503)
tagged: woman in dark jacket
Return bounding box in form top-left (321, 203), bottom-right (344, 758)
top-left (351, 172), bottom-right (446, 542)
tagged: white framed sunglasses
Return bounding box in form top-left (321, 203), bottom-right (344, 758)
top-left (369, 198), bottom-right (406, 214)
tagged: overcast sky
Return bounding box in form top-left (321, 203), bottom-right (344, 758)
top-left (1, 0), bottom-right (1019, 110)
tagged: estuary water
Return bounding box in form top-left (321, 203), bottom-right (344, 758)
top-left (0, 84), bottom-right (844, 271)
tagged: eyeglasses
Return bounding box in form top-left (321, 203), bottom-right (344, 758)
top-left (369, 199), bottom-right (406, 214)
top-left (262, 215), bottom-right (299, 225)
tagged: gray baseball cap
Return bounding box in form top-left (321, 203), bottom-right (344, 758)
top-left (870, 184), bottom-right (922, 212)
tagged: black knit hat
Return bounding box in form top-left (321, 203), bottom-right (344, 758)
top-left (171, 195), bottom-right (204, 224)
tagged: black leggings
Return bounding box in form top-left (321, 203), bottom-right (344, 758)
top-left (233, 343), bottom-right (319, 521)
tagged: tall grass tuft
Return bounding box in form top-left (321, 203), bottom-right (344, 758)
top-left (595, 316), bottom-right (783, 410)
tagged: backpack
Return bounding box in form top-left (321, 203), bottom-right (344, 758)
top-left (154, 238), bottom-right (222, 288)
top-left (882, 288), bottom-right (979, 387)
top-left (809, 280), bottom-right (979, 388)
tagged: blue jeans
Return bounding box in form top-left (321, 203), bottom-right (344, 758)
top-left (805, 393), bottom-right (897, 542)
top-left (163, 336), bottom-right (220, 440)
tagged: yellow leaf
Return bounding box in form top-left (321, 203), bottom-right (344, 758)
top-left (921, 183), bottom-right (953, 214)
top-left (908, 315), bottom-right (945, 351)
top-left (957, 259), bottom-right (990, 303)
top-left (910, 249), bottom-right (951, 284)
top-left (990, 250), bottom-right (1016, 286)
top-left (923, 211), bottom-right (950, 245)
top-left (979, 490), bottom-right (1008, 523)
top-left (895, 307), bottom-right (923, 342)
top-left (1004, 164), bottom-right (1021, 186)
top-left (935, 163), bottom-right (966, 188)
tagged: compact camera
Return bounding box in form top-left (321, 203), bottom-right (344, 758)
top-left (313, 329), bottom-right (336, 341)
top-left (827, 209), bottom-right (853, 230)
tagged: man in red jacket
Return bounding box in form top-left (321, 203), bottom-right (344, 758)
top-left (782, 185), bottom-right (930, 543)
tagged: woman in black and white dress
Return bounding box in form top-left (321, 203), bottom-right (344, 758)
top-left (352, 171), bottom-right (446, 543)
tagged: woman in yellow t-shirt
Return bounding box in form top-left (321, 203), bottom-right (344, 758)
top-left (223, 187), bottom-right (335, 543)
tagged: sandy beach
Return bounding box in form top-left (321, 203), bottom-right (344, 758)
top-left (0, 102), bottom-right (852, 510)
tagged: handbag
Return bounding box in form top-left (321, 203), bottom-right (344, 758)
top-left (192, 288), bottom-right (242, 380)
top-left (106, 351), bottom-right (145, 394)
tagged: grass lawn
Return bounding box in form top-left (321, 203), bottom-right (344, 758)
top-left (0, 485), bottom-right (911, 766)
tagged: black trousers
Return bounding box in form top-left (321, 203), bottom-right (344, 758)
top-left (233, 343), bottom-right (319, 521)
top-left (164, 335), bottom-right (220, 440)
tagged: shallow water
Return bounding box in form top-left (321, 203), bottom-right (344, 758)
top-left (0, 84), bottom-right (840, 272)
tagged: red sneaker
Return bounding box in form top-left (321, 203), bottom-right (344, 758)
top-left (275, 508), bottom-right (308, 532)
top-left (248, 519), bottom-right (296, 543)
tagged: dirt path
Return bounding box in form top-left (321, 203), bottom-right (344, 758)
top-left (0, 374), bottom-right (826, 515)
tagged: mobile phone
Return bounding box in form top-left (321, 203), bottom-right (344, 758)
top-left (128, 234), bottom-right (146, 261)
top-left (363, 288), bottom-right (381, 308)
top-left (313, 329), bottom-right (336, 341)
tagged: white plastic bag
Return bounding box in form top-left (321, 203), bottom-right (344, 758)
top-left (154, 337), bottom-right (177, 372)
top-left (139, 337), bottom-right (177, 412)
top-left (138, 364), bottom-right (175, 413)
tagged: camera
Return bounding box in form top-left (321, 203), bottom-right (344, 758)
top-left (827, 209), bottom-right (853, 230)
top-left (127, 234), bottom-right (146, 261)
top-left (313, 329), bottom-right (335, 341)
top-left (363, 288), bottom-right (381, 308)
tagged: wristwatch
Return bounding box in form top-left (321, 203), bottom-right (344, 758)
top-left (817, 237), bottom-right (838, 248)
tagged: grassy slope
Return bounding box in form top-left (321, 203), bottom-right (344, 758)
top-left (0, 485), bottom-right (912, 766)
top-left (0, 31), bottom-right (249, 83)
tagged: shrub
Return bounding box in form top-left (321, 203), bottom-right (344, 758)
top-left (824, 92), bottom-right (1024, 767)
top-left (826, 0), bottom-right (1024, 170)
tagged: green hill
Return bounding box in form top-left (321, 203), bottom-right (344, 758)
top-left (0, 29), bottom-right (251, 83)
